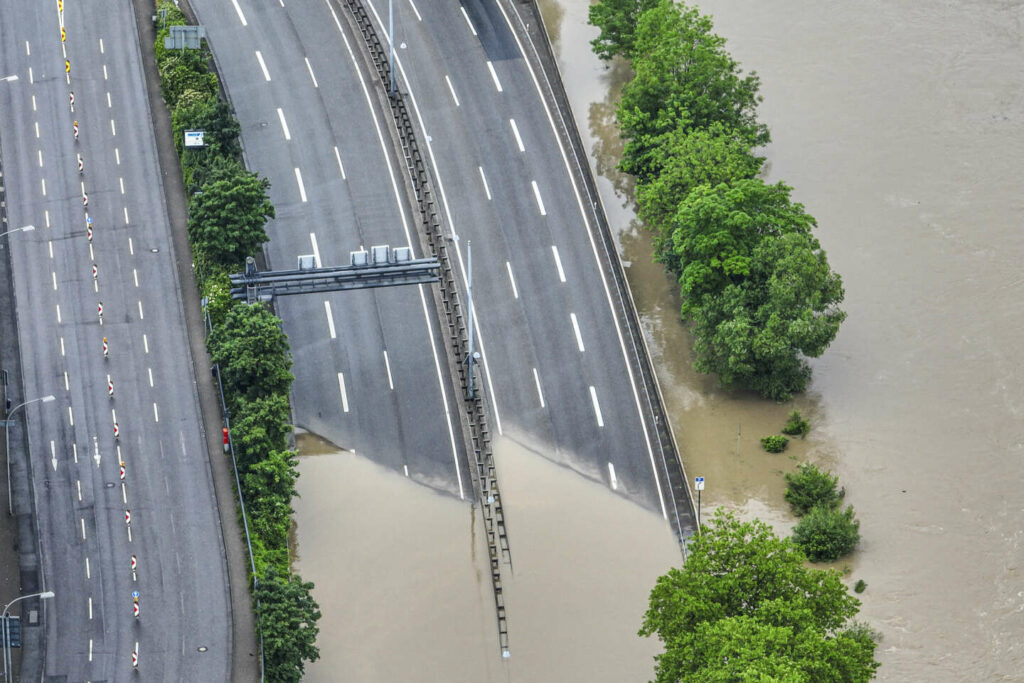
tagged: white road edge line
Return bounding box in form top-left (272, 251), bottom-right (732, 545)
top-left (294, 167), bottom-right (307, 202)
top-left (533, 367), bottom-right (545, 408)
top-left (334, 146), bottom-right (346, 179)
top-left (324, 300), bottom-right (336, 339)
top-left (255, 50), bottom-right (271, 81)
top-left (337, 372), bottom-right (349, 413)
top-left (407, 0), bottom-right (422, 22)
top-left (570, 312), bottom-right (585, 352)
top-left (608, 462), bottom-right (618, 489)
top-left (590, 386), bottom-right (605, 427)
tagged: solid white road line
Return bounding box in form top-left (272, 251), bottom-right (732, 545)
top-left (460, 6), bottom-right (477, 35)
top-left (570, 312), bottom-right (584, 352)
top-left (509, 118), bottom-right (525, 152)
top-left (505, 261), bottom-right (519, 299)
top-left (496, 0), bottom-right (668, 519)
top-left (304, 57), bottom-right (319, 87)
top-left (334, 146), bottom-right (346, 179)
top-left (337, 372), bottom-right (349, 413)
top-left (608, 462), bottom-right (618, 490)
top-left (231, 0), bottom-right (248, 26)
top-left (407, 0), bottom-right (422, 21)
top-left (444, 75), bottom-right (460, 106)
top-left (533, 367), bottom-right (545, 408)
top-left (551, 245), bottom-right (566, 282)
top-left (255, 50), bottom-right (271, 81)
top-left (478, 166), bottom-right (491, 200)
top-left (294, 167), bottom-right (307, 202)
top-left (383, 350), bottom-right (394, 390)
top-left (277, 108), bottom-right (291, 140)
top-left (309, 232), bottom-right (322, 267)
top-left (486, 60), bottom-right (503, 92)
top-left (324, 300), bottom-right (336, 339)
top-left (590, 386), bottom-right (605, 427)
top-left (532, 180), bottom-right (546, 216)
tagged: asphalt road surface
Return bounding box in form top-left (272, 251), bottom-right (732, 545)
top-left (0, 0), bottom-right (231, 679)
top-left (189, 0), bottom-right (473, 500)
top-left (359, 0), bottom-right (669, 514)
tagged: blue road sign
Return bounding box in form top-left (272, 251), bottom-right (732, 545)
top-left (695, 476), bottom-right (705, 491)
top-left (131, 590), bottom-right (139, 599)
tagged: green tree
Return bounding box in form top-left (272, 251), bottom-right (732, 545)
top-left (636, 123), bottom-right (764, 266)
top-left (617, 0), bottom-right (768, 180)
top-left (256, 568), bottom-right (321, 683)
top-left (782, 409), bottom-right (811, 437)
top-left (171, 96), bottom-right (241, 189)
top-left (244, 449), bottom-right (299, 551)
top-left (785, 462), bottom-right (844, 516)
top-left (588, 0), bottom-right (659, 60)
top-left (230, 393), bottom-right (293, 470)
top-left (640, 509), bottom-right (879, 682)
top-left (792, 505), bottom-right (861, 562)
top-left (208, 304), bottom-right (293, 405)
top-left (200, 264), bottom-right (237, 329)
top-left (188, 162), bottom-right (274, 268)
top-left (689, 230), bottom-right (846, 399)
top-left (157, 50), bottom-right (219, 111)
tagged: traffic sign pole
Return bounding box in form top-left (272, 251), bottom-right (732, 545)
top-left (694, 477), bottom-right (705, 534)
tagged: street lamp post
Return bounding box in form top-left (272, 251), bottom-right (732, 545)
top-left (4, 395), bottom-right (55, 515)
top-left (0, 225), bottom-right (34, 239)
top-left (1, 591), bottom-right (54, 683)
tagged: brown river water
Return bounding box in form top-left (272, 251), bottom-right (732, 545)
top-left (294, 1), bottom-right (1024, 681)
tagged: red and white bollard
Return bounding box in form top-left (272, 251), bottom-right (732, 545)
top-left (92, 263), bottom-right (98, 280)
top-left (107, 376), bottom-right (114, 398)
top-left (73, 120), bottom-right (79, 140)
top-left (103, 337), bottom-right (109, 359)
top-left (125, 509), bottom-right (131, 525)
top-left (113, 422), bottom-right (120, 439)
top-left (77, 154), bottom-right (83, 173)
top-left (120, 461), bottom-right (125, 480)
top-left (131, 648), bottom-right (138, 668)
top-left (68, 91), bottom-right (75, 112)
top-left (132, 600), bottom-right (140, 619)
top-left (82, 192), bottom-right (88, 208)
top-left (86, 225), bottom-right (93, 241)
top-left (222, 427), bottom-right (229, 453)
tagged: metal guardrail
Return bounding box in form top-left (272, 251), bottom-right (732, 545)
top-left (339, 0), bottom-right (512, 657)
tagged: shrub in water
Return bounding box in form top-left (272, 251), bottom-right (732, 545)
top-left (761, 434), bottom-right (788, 453)
top-left (784, 462), bottom-right (845, 516)
top-left (782, 409), bottom-right (810, 437)
top-left (792, 505), bottom-right (861, 562)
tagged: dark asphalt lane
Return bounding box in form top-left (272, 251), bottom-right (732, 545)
top-left (359, 0), bottom-right (668, 513)
top-left (0, 0), bottom-right (231, 679)
top-left (189, 0), bottom-right (472, 498)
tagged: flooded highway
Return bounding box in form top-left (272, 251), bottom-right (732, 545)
top-left (540, 0), bottom-right (1024, 680)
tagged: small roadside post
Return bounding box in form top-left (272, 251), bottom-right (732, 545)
top-left (694, 476), bottom-right (705, 534)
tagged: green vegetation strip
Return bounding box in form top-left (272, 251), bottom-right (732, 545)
top-left (154, 5), bottom-right (319, 681)
top-left (590, 0), bottom-right (846, 400)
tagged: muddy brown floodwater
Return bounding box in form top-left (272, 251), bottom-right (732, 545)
top-left (293, 432), bottom-right (679, 681)
top-left (539, 0), bottom-right (1024, 680)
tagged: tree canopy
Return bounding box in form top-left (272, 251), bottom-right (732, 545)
top-left (640, 510), bottom-right (879, 682)
top-left (588, 0), bottom-right (659, 60)
top-left (792, 505), bottom-right (861, 562)
top-left (188, 162), bottom-right (274, 268)
top-left (256, 567), bottom-right (322, 683)
top-left (785, 462), bottom-right (845, 516)
top-left (208, 304), bottom-right (293, 405)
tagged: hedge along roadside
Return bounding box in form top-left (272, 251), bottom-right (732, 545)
top-left (153, 4), bottom-right (320, 681)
